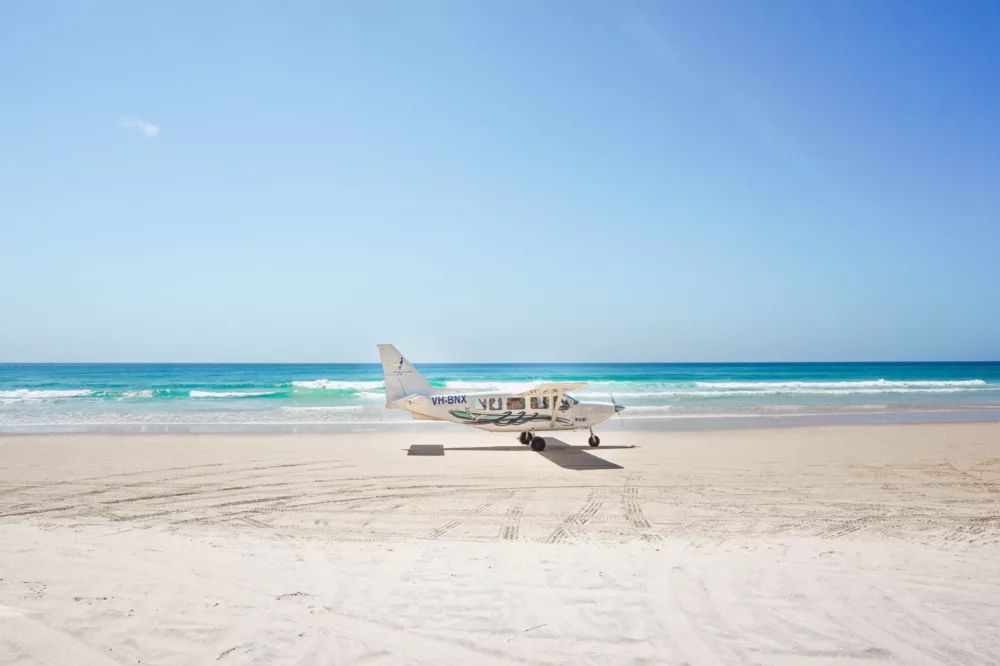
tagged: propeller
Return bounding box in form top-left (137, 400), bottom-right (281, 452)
top-left (610, 392), bottom-right (625, 428)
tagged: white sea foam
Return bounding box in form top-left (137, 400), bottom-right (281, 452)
top-left (0, 389), bottom-right (93, 399)
top-left (622, 405), bottom-right (673, 411)
top-left (280, 406), bottom-right (366, 412)
top-left (444, 378), bottom-right (992, 397)
top-left (292, 380), bottom-right (385, 391)
top-left (118, 390), bottom-right (154, 399)
top-left (695, 379), bottom-right (988, 390)
top-left (621, 413), bottom-right (762, 420)
top-left (189, 390), bottom-right (281, 398)
top-left (356, 391), bottom-right (387, 400)
top-left (443, 380), bottom-right (538, 393)
top-left (576, 386), bottom-right (999, 399)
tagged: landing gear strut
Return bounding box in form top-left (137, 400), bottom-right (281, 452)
top-left (588, 428), bottom-right (600, 447)
top-left (519, 430), bottom-right (545, 451)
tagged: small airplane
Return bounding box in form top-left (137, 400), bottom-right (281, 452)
top-left (378, 344), bottom-right (625, 451)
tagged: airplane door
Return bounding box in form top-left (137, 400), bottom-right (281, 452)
top-left (556, 393), bottom-right (573, 427)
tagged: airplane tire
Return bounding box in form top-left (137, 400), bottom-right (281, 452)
top-left (588, 436), bottom-right (600, 447)
top-left (530, 437), bottom-right (546, 452)
top-left (519, 431), bottom-right (532, 444)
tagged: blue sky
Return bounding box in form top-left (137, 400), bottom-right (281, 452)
top-left (2, 1), bottom-right (999, 362)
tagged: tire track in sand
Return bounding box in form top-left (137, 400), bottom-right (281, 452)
top-left (544, 488), bottom-right (605, 544)
top-left (498, 489), bottom-right (534, 541)
top-left (423, 489), bottom-right (516, 539)
top-left (622, 476), bottom-right (651, 529)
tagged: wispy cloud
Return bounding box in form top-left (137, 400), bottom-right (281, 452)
top-left (621, 12), bottom-right (821, 181)
top-left (119, 115), bottom-right (160, 137)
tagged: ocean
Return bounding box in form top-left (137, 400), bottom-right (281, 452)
top-left (2, 362), bottom-right (1000, 433)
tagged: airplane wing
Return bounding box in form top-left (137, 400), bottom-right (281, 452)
top-left (516, 382), bottom-right (587, 428)
top-left (516, 382), bottom-right (588, 396)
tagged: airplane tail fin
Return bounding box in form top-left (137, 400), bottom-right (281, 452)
top-left (378, 344), bottom-right (435, 405)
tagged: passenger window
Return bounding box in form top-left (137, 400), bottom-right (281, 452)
top-left (530, 396), bottom-right (549, 410)
top-left (476, 398), bottom-right (488, 410)
top-left (488, 397), bottom-right (503, 411)
top-left (506, 397), bottom-right (525, 410)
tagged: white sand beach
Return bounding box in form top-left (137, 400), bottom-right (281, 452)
top-left (2, 423), bottom-right (999, 664)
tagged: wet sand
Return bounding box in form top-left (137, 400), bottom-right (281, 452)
top-left (2, 423), bottom-right (999, 664)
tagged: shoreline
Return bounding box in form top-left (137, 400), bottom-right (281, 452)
top-left (3, 405), bottom-right (1000, 435)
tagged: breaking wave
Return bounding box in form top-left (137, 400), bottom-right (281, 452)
top-left (0, 389), bottom-right (93, 399)
top-left (116, 390), bottom-right (154, 399)
top-left (189, 390), bottom-right (282, 398)
top-left (695, 379), bottom-right (987, 389)
top-left (292, 380), bottom-right (385, 391)
top-left (443, 380), bottom-right (537, 393)
top-left (576, 386), bottom-right (999, 399)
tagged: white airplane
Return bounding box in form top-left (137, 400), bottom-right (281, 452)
top-left (378, 344), bottom-right (625, 451)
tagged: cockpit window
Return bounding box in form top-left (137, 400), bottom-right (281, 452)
top-left (558, 394), bottom-right (579, 410)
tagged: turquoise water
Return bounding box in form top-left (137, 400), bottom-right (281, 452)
top-left (2, 362), bottom-right (1000, 433)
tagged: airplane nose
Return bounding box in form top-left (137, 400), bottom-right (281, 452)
top-left (614, 404), bottom-right (625, 413)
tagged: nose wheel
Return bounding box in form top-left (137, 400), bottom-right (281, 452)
top-left (588, 428), bottom-right (600, 447)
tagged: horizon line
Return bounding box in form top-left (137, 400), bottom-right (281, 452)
top-left (2, 360), bottom-right (999, 366)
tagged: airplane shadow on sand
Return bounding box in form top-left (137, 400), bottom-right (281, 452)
top-left (438, 438), bottom-right (630, 470)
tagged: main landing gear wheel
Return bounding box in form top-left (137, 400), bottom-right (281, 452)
top-left (519, 431), bottom-right (533, 445)
top-left (530, 436), bottom-right (546, 452)
top-left (588, 435), bottom-right (601, 447)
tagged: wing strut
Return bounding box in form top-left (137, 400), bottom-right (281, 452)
top-left (550, 388), bottom-right (565, 428)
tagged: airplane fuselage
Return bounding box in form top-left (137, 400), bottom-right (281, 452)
top-left (397, 392), bottom-right (617, 432)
